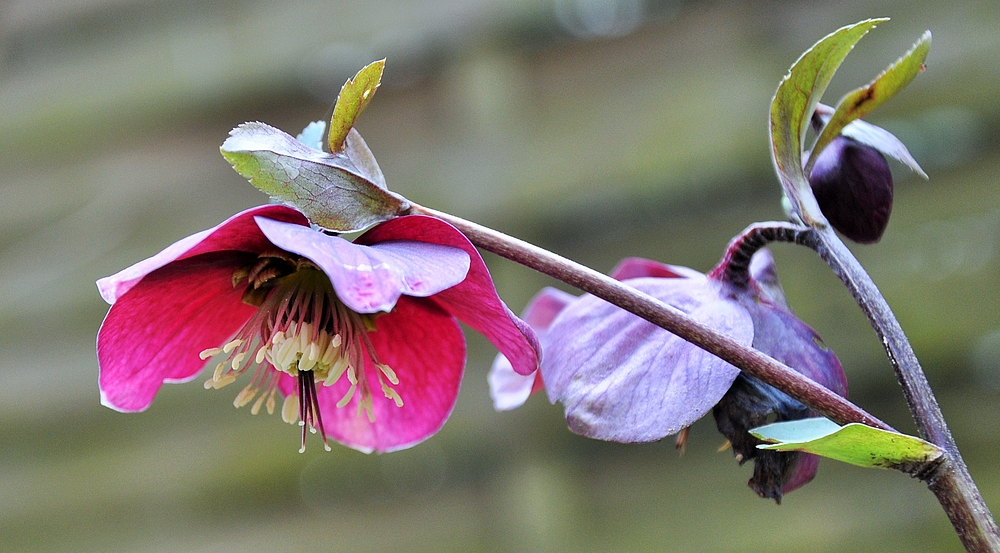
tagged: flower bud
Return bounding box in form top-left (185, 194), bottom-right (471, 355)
top-left (809, 135), bottom-right (893, 243)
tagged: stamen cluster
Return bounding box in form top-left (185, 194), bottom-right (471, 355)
top-left (200, 251), bottom-right (402, 452)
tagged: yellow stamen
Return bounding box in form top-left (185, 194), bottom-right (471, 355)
top-left (212, 362), bottom-right (226, 382)
top-left (323, 356), bottom-right (350, 387)
top-left (281, 394), bottom-right (299, 424)
top-left (251, 391), bottom-right (268, 415)
top-left (382, 382), bottom-right (404, 408)
top-left (199, 347), bottom-right (222, 360)
top-left (336, 382), bottom-right (357, 408)
top-left (265, 389), bottom-right (277, 415)
top-left (233, 385), bottom-right (257, 408)
top-left (378, 363), bottom-right (399, 386)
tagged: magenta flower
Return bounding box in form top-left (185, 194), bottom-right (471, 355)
top-left (491, 251), bottom-right (847, 501)
top-left (97, 204), bottom-right (539, 453)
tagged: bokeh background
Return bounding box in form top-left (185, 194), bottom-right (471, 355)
top-left (2, 0), bottom-right (999, 551)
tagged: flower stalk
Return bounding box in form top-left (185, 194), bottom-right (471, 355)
top-left (408, 203), bottom-right (888, 431)
top-left (812, 224), bottom-right (1000, 552)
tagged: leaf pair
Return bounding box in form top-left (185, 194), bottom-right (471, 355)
top-left (770, 19), bottom-right (930, 226)
top-left (220, 59), bottom-right (410, 232)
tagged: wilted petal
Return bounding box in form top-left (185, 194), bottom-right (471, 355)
top-left (543, 277), bottom-right (752, 442)
top-left (97, 252), bottom-right (257, 412)
top-left (713, 373), bottom-right (812, 502)
top-left (358, 215), bottom-right (541, 377)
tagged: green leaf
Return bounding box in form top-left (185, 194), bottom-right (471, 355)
top-left (769, 18), bottom-right (886, 225)
top-left (221, 122), bottom-right (408, 232)
top-left (751, 418), bottom-right (944, 471)
top-left (329, 59), bottom-right (385, 153)
top-left (807, 30), bottom-right (931, 175)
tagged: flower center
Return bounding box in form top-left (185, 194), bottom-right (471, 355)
top-left (199, 250), bottom-right (402, 452)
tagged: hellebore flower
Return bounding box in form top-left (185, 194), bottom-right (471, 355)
top-left (809, 135), bottom-right (893, 243)
top-left (490, 251), bottom-right (847, 502)
top-left (97, 204), bottom-right (539, 453)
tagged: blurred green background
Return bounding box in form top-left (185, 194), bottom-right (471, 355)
top-left (2, 0), bottom-right (998, 551)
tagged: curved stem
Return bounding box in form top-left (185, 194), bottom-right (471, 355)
top-left (414, 202), bottom-right (998, 550)
top-left (409, 203), bottom-right (890, 431)
top-left (812, 225), bottom-right (999, 552)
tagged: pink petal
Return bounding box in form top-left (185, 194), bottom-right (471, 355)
top-left (519, 287), bottom-right (577, 331)
top-left (98, 205), bottom-right (307, 304)
top-left (358, 215), bottom-right (541, 376)
top-left (609, 257), bottom-right (701, 280)
top-left (97, 252), bottom-right (257, 412)
top-left (488, 287), bottom-right (574, 410)
top-left (255, 217), bottom-right (470, 314)
top-left (307, 297), bottom-right (466, 453)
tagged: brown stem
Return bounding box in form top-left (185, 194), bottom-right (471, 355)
top-left (409, 203), bottom-right (891, 431)
top-left (812, 225), bottom-right (999, 552)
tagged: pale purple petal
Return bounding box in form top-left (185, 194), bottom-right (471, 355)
top-left (488, 360), bottom-right (538, 411)
top-left (98, 205), bottom-right (307, 303)
top-left (255, 217), bottom-right (470, 314)
top-left (542, 277), bottom-right (752, 442)
top-left (748, 249), bottom-right (791, 311)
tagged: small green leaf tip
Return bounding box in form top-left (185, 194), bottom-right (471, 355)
top-left (751, 418), bottom-right (944, 472)
top-left (329, 59), bottom-right (385, 153)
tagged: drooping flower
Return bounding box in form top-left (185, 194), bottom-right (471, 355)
top-left (97, 204), bottom-right (539, 453)
top-left (490, 250), bottom-right (847, 501)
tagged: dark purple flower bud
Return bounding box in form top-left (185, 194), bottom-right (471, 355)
top-left (809, 135), bottom-right (893, 243)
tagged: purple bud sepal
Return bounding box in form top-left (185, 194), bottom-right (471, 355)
top-left (809, 135), bottom-right (893, 244)
top-left (713, 373), bottom-right (811, 503)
